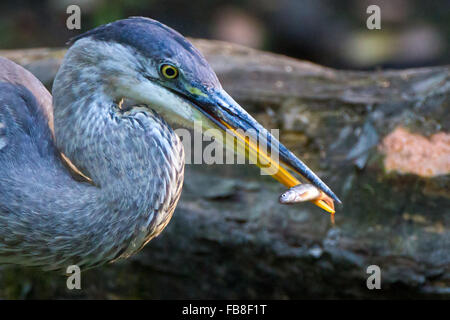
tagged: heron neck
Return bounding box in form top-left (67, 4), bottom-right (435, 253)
top-left (51, 66), bottom-right (184, 266)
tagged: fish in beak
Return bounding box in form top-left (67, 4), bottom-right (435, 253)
top-left (123, 65), bottom-right (340, 213)
top-left (187, 88), bottom-right (341, 214)
top-left (279, 183), bottom-right (335, 211)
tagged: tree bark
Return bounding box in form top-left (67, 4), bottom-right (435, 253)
top-left (0, 41), bottom-right (448, 299)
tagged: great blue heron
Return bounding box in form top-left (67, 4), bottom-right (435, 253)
top-left (0, 17), bottom-right (340, 271)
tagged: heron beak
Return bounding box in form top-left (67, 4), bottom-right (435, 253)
top-left (190, 89), bottom-right (341, 214)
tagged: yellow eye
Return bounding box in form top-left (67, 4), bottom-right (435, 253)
top-left (160, 64), bottom-right (178, 79)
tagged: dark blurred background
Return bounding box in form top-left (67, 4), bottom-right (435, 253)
top-left (0, 0), bottom-right (449, 69)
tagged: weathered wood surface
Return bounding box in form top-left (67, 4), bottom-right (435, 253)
top-left (0, 41), bottom-right (449, 299)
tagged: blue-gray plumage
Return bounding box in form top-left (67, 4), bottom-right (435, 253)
top-left (0, 56), bottom-right (184, 270)
top-left (0, 17), bottom-right (340, 271)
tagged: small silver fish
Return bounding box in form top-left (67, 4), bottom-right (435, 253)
top-left (279, 184), bottom-right (322, 204)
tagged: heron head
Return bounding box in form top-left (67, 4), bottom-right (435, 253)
top-left (69, 17), bottom-right (340, 211)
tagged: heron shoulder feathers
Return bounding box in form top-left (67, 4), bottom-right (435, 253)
top-left (0, 57), bottom-right (53, 131)
top-left (0, 81), bottom-right (56, 160)
top-left (0, 57), bottom-right (92, 183)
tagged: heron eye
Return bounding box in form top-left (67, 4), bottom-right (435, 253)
top-left (160, 64), bottom-right (178, 79)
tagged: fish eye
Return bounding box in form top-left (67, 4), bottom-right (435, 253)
top-left (160, 64), bottom-right (178, 79)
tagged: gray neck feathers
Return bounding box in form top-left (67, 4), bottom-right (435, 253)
top-left (37, 42), bottom-right (185, 269)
